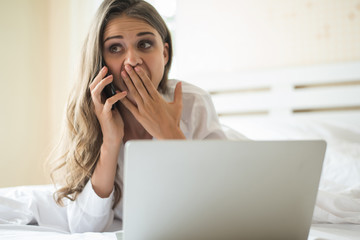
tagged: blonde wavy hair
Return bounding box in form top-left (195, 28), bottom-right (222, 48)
top-left (47, 0), bottom-right (173, 208)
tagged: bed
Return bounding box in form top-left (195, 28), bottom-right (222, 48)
top-left (210, 61), bottom-right (360, 240)
top-left (1, 62), bottom-right (360, 239)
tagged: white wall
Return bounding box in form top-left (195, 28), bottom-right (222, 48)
top-left (0, 0), bottom-right (99, 187)
top-left (172, 0), bottom-right (360, 88)
top-left (48, 0), bottom-right (100, 145)
top-left (0, 0), bottom-right (50, 187)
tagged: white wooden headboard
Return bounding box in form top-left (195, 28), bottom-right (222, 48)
top-left (189, 61), bottom-right (360, 125)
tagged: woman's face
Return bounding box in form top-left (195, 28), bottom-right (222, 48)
top-left (102, 15), bottom-right (169, 99)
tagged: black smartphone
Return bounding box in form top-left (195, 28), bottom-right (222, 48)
top-left (103, 81), bottom-right (117, 99)
top-left (101, 63), bottom-right (117, 109)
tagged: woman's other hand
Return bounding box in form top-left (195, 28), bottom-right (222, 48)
top-left (90, 66), bottom-right (128, 147)
top-left (120, 65), bottom-right (185, 140)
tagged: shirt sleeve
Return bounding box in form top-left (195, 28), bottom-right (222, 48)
top-left (179, 81), bottom-right (247, 140)
top-left (178, 82), bottom-right (224, 140)
top-left (192, 92), bottom-right (227, 139)
top-left (66, 179), bottom-right (115, 233)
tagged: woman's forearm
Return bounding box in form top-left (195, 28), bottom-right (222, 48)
top-left (91, 142), bottom-right (120, 198)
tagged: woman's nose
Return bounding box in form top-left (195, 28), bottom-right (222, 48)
top-left (124, 47), bottom-right (143, 67)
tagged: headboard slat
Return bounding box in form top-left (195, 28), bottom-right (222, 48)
top-left (294, 80), bottom-right (360, 89)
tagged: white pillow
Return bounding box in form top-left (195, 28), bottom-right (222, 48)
top-left (225, 117), bottom-right (360, 223)
top-left (0, 185), bottom-right (69, 231)
top-left (311, 121), bottom-right (360, 224)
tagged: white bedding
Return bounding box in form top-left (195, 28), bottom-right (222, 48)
top-left (0, 224), bottom-right (117, 240)
top-left (1, 223), bottom-right (360, 240)
top-left (1, 116), bottom-right (359, 239)
top-left (309, 224), bottom-right (360, 240)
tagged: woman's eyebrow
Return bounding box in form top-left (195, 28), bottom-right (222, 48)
top-left (136, 31), bottom-right (155, 37)
top-left (103, 32), bottom-right (155, 43)
top-left (103, 35), bottom-right (123, 43)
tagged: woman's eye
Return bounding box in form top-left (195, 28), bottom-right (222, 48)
top-left (109, 45), bottom-right (122, 53)
top-left (138, 41), bottom-right (152, 49)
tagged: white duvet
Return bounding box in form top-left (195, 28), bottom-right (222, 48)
top-left (1, 223), bottom-right (360, 240)
top-left (0, 224), bottom-right (118, 240)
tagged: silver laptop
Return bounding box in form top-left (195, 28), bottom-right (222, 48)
top-left (122, 140), bottom-right (326, 240)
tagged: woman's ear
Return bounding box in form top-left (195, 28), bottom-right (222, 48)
top-left (163, 43), bottom-right (169, 66)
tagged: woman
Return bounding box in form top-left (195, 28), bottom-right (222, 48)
top-left (49, 0), bottom-right (237, 233)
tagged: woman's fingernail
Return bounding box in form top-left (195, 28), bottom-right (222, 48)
top-left (125, 65), bottom-right (131, 71)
